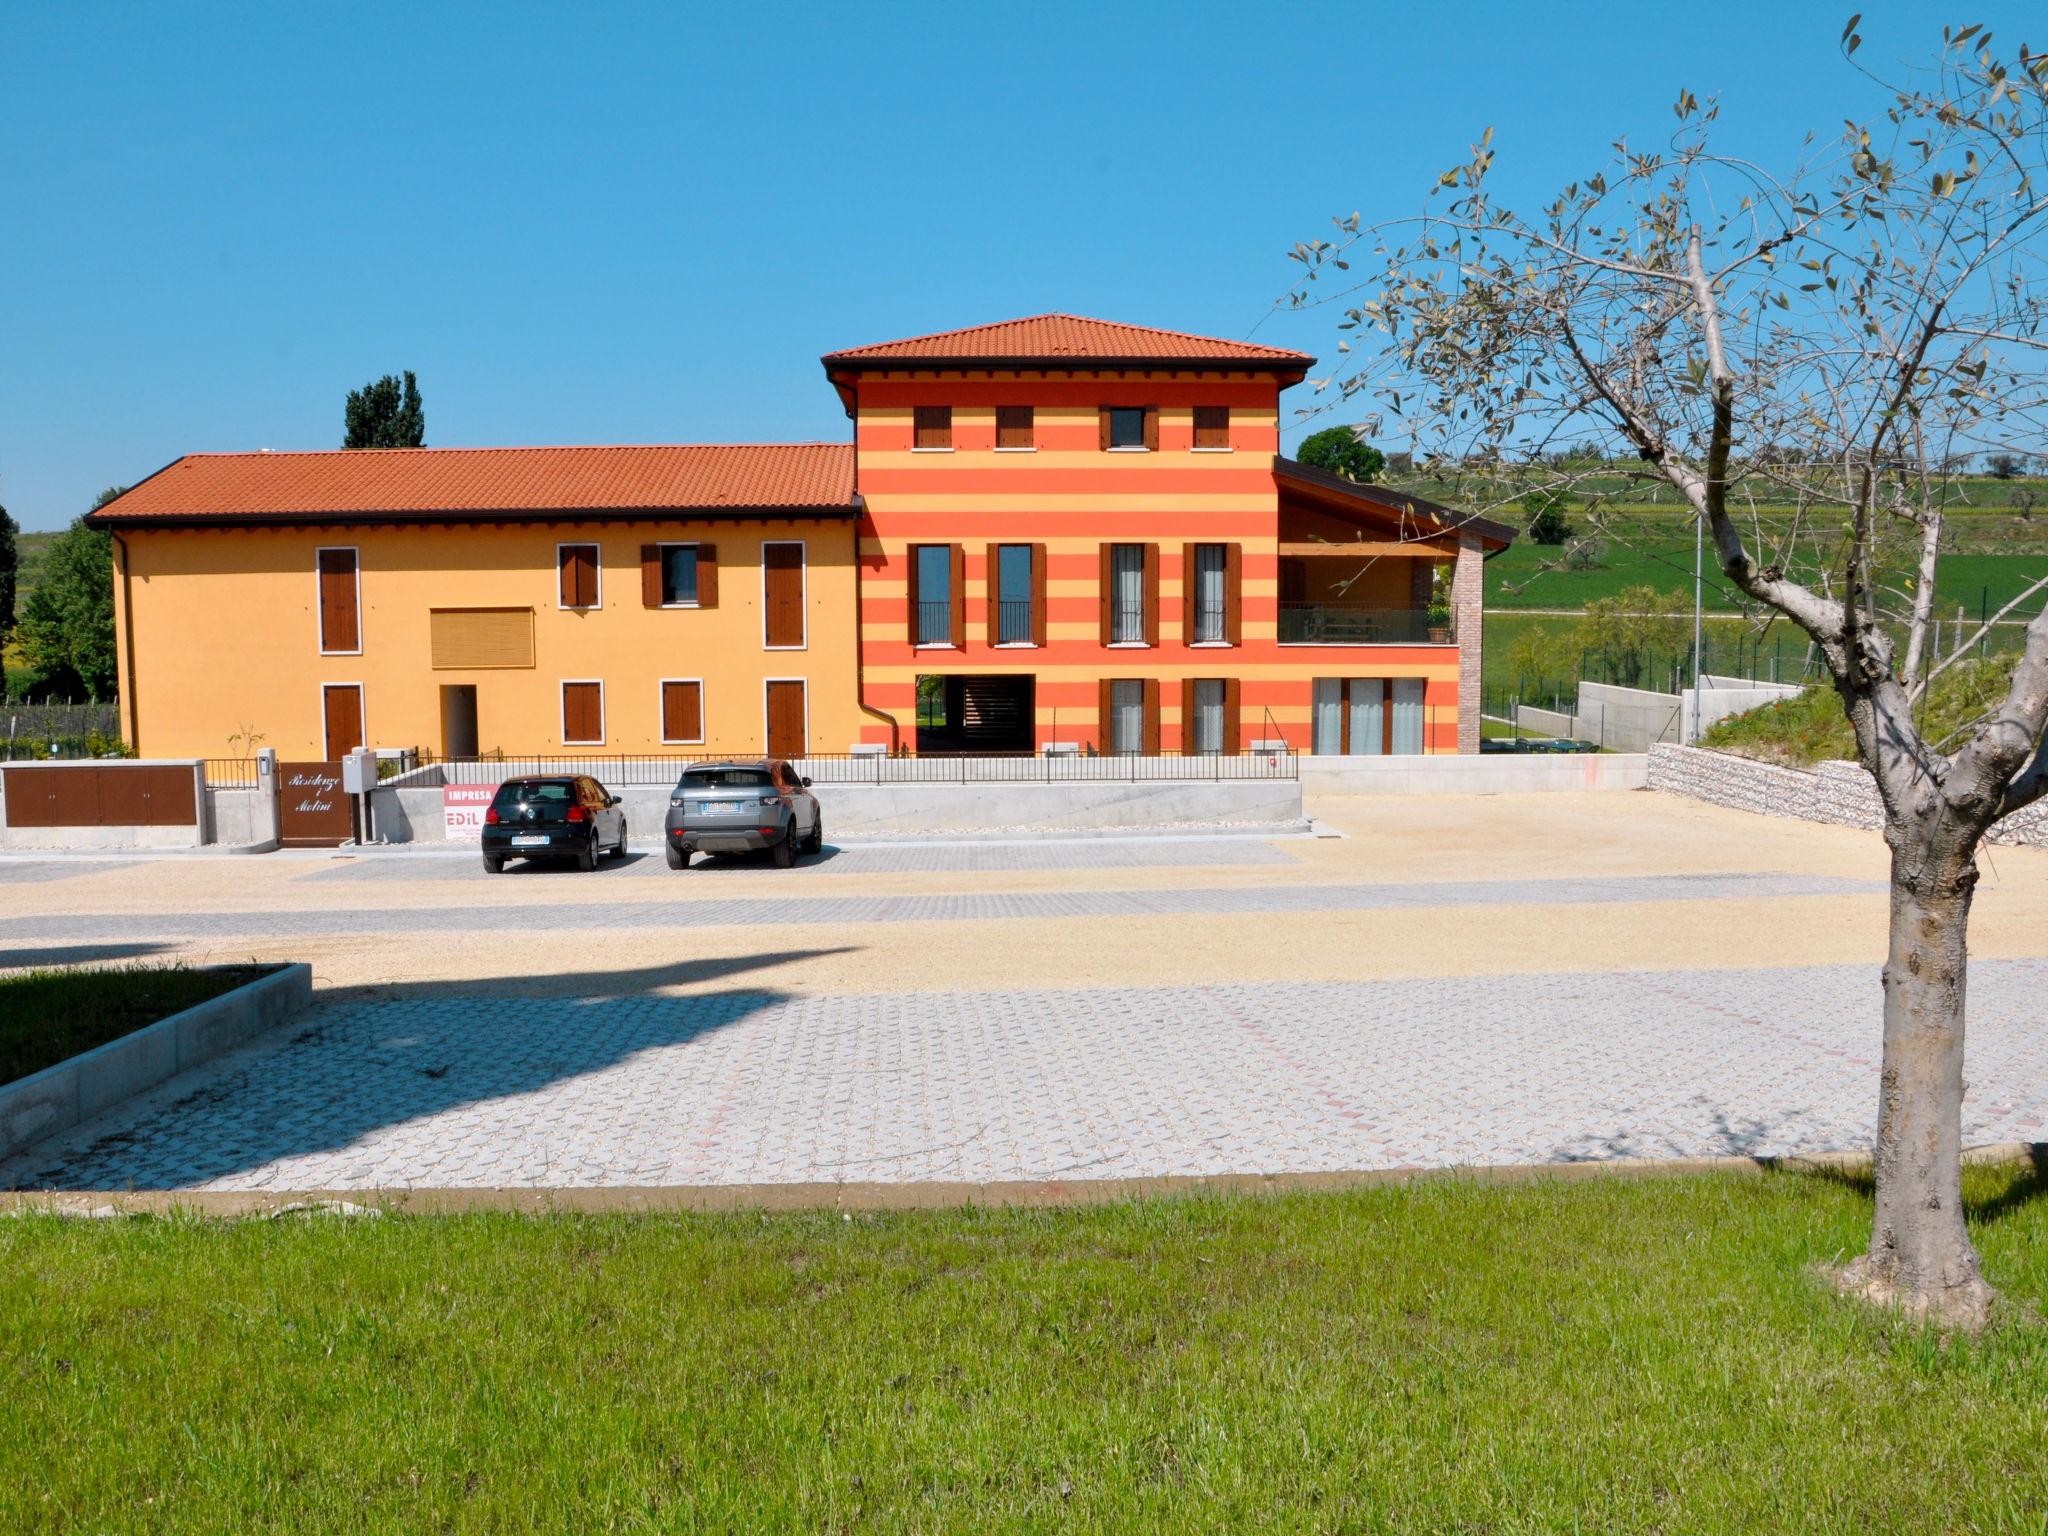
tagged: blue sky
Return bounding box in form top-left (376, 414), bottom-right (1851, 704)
top-left (2, 1), bottom-right (2026, 529)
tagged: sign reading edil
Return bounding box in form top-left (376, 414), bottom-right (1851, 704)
top-left (443, 784), bottom-right (495, 841)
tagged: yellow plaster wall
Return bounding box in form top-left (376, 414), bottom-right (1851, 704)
top-left (115, 521), bottom-right (862, 759)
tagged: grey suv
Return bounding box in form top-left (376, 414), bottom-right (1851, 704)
top-left (664, 759), bottom-right (821, 869)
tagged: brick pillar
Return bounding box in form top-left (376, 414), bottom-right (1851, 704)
top-left (1453, 536), bottom-right (1484, 755)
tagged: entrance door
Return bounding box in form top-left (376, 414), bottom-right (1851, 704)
top-left (766, 680), bottom-right (807, 757)
top-left (323, 684), bottom-right (365, 757)
top-left (440, 685), bottom-right (478, 757)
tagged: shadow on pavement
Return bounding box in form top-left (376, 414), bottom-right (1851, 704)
top-left (0, 941), bottom-right (173, 969)
top-left (5, 946), bottom-right (857, 1193)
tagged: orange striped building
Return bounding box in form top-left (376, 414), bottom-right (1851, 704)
top-left (89, 314), bottom-right (1510, 760)
top-left (823, 315), bottom-right (1510, 757)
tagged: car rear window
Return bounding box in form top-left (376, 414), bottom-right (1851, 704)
top-left (492, 780), bottom-right (579, 821)
top-left (680, 768), bottom-right (774, 790)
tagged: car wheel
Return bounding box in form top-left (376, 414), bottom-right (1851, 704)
top-left (482, 854), bottom-right (504, 874)
top-left (803, 816), bottom-right (823, 855)
top-left (771, 824), bottom-right (795, 868)
top-left (613, 820), bottom-right (628, 858)
top-left (666, 841), bottom-right (687, 870)
top-left (578, 833), bottom-right (600, 873)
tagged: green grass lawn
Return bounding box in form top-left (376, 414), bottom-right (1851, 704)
top-left (6, 1169), bottom-right (2048, 1531)
top-left (0, 964), bottom-right (271, 1085)
top-left (1700, 656), bottom-right (2020, 768)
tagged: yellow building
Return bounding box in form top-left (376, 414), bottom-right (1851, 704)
top-left (92, 444), bottom-right (862, 760)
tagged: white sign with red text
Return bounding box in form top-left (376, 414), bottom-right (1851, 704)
top-left (443, 784), bottom-right (495, 841)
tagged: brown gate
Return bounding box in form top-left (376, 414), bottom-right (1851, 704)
top-left (2, 764), bottom-right (197, 828)
top-left (276, 761), bottom-right (354, 847)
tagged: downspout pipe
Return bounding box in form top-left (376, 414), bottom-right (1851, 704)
top-left (111, 531), bottom-right (139, 748)
top-left (839, 371), bottom-right (901, 753)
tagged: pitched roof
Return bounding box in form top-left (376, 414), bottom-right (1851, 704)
top-left (1273, 456), bottom-right (1517, 550)
top-left (821, 313), bottom-right (1313, 369)
top-left (88, 443), bottom-right (857, 525)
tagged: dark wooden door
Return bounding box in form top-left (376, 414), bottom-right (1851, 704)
top-left (766, 680), bottom-right (806, 757)
top-left (277, 762), bottom-right (353, 847)
top-left (323, 685), bottom-right (365, 757)
top-left (763, 543), bottom-right (805, 647)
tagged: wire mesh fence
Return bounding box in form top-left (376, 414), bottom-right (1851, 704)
top-left (0, 703), bottom-right (126, 762)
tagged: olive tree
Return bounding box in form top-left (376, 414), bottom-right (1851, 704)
top-left (1287, 19), bottom-right (2048, 1326)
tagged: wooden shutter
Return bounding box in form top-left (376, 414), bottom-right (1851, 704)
top-left (1180, 678), bottom-right (1197, 754)
top-left (1181, 544), bottom-right (1198, 642)
top-left (317, 549), bottom-right (359, 653)
top-left (1223, 677), bottom-right (1242, 754)
top-left (1193, 405), bottom-right (1230, 448)
top-left (1142, 406), bottom-right (1159, 452)
top-left (641, 545), bottom-right (661, 608)
top-left (562, 682), bottom-right (602, 744)
top-left (1030, 543), bottom-right (1048, 647)
top-left (766, 680), bottom-right (806, 756)
top-left (996, 405), bottom-right (1032, 448)
top-left (906, 545), bottom-right (923, 644)
top-left (915, 405), bottom-right (951, 449)
top-left (1098, 544), bottom-right (1114, 645)
top-left (1141, 678), bottom-right (1160, 755)
top-left (985, 543), bottom-right (1001, 643)
top-left (1097, 678), bottom-right (1114, 752)
top-left (1142, 544), bottom-right (1160, 647)
top-left (696, 544), bottom-right (718, 608)
top-left (764, 543), bottom-right (805, 647)
top-left (559, 544), bottom-right (597, 608)
top-left (948, 544), bottom-right (966, 649)
top-left (1098, 407), bottom-right (1112, 451)
top-left (662, 680), bottom-right (703, 743)
top-left (1224, 543), bottom-right (1243, 645)
top-left (322, 685), bottom-right (364, 757)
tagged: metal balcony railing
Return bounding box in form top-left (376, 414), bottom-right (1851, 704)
top-left (996, 599), bottom-right (1034, 644)
top-left (1109, 601), bottom-right (1147, 644)
top-left (916, 600), bottom-right (953, 645)
top-left (1277, 604), bottom-right (1454, 645)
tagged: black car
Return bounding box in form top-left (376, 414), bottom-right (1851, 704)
top-left (480, 775), bottom-right (627, 873)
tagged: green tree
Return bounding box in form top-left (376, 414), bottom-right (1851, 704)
top-left (15, 498), bottom-right (120, 701)
top-left (1575, 586), bottom-right (1689, 691)
top-left (1521, 488), bottom-right (1573, 545)
top-left (343, 371), bottom-right (426, 448)
top-left (0, 504), bottom-right (17, 658)
top-left (1294, 425), bottom-right (1385, 482)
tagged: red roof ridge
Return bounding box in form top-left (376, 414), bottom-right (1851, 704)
top-left (822, 312), bottom-right (1312, 366)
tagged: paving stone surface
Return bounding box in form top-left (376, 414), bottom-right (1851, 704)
top-left (12, 960), bottom-right (2046, 1192)
top-left (0, 871), bottom-right (1882, 944)
top-left (304, 839), bottom-right (1307, 880)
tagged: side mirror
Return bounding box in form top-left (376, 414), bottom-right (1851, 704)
top-left (800, 776), bottom-right (813, 788)
top-left (606, 794), bottom-right (620, 807)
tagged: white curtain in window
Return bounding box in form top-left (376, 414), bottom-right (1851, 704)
top-left (1311, 678), bottom-right (1343, 755)
top-left (1111, 679), bottom-right (1144, 754)
top-left (1348, 678), bottom-right (1385, 757)
top-left (1195, 545), bottom-right (1226, 641)
top-left (1391, 677), bottom-right (1426, 754)
top-left (1113, 545), bottom-right (1145, 641)
top-left (1193, 678), bottom-right (1224, 754)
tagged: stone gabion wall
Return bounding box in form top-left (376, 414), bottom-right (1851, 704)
top-left (1647, 743), bottom-right (2048, 846)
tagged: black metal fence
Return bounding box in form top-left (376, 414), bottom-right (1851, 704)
top-left (400, 748), bottom-right (1298, 787)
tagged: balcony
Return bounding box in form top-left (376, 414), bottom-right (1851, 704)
top-left (1277, 603), bottom-right (1453, 646)
top-left (916, 600), bottom-right (953, 646)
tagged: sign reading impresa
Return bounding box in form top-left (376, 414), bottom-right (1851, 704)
top-left (443, 783), bottom-right (495, 841)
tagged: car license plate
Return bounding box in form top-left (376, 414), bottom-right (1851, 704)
top-left (704, 801), bottom-right (741, 815)
top-left (510, 834), bottom-right (549, 847)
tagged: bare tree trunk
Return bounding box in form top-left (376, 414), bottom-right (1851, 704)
top-left (1836, 826), bottom-right (1996, 1328)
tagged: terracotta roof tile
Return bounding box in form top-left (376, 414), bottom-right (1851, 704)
top-left (90, 443), bottom-right (856, 524)
top-left (822, 313), bottom-right (1312, 367)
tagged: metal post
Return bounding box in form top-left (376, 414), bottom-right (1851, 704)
top-left (1689, 511), bottom-right (1704, 744)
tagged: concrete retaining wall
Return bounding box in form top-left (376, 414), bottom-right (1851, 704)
top-left (371, 778), bottom-right (1306, 842)
top-left (1680, 677), bottom-right (1804, 743)
top-left (0, 962), bottom-right (313, 1162)
top-left (1575, 683), bottom-right (1685, 753)
top-left (1647, 742), bottom-right (2048, 845)
top-left (206, 787), bottom-right (278, 849)
top-left (1300, 753), bottom-right (1648, 795)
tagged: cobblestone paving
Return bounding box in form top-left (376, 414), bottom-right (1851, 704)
top-left (0, 872), bottom-right (1882, 945)
top-left (13, 960), bottom-right (2046, 1192)
top-left (304, 839), bottom-right (1306, 881)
